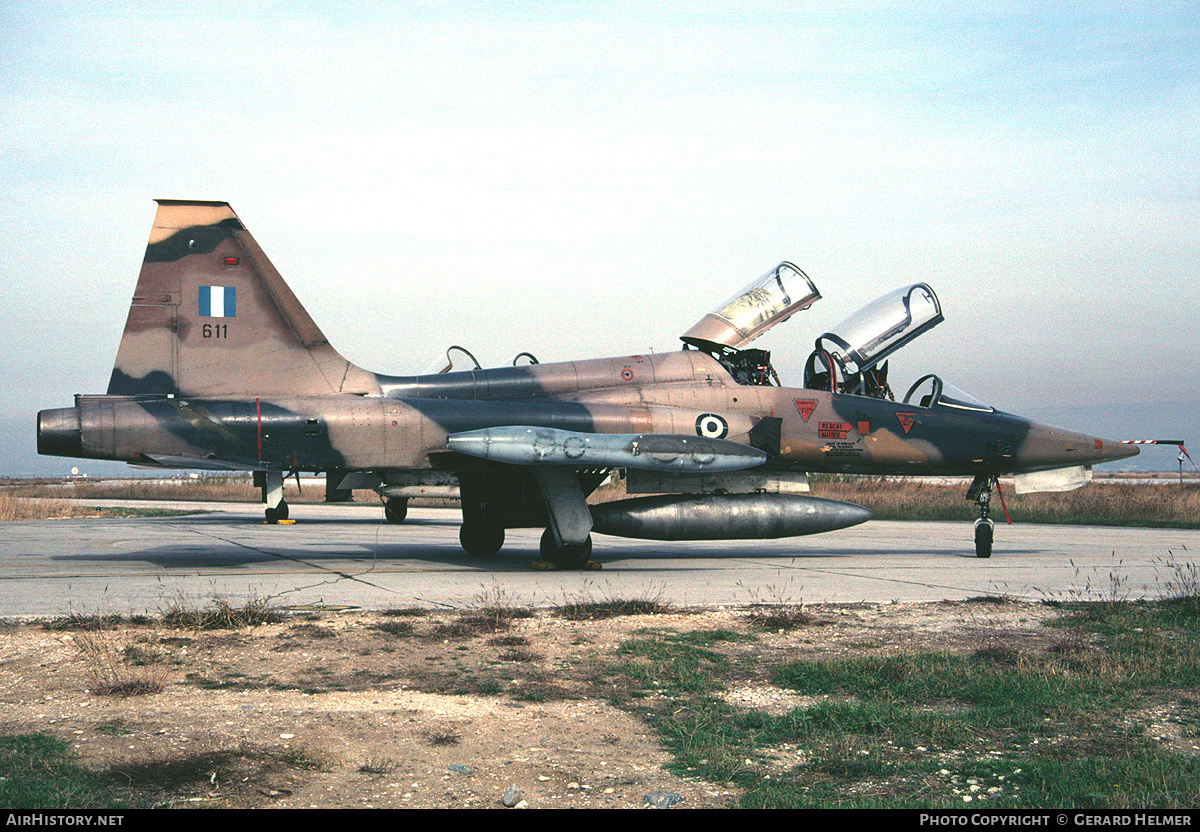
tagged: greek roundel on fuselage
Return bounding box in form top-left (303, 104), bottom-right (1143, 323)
top-left (695, 413), bottom-right (729, 439)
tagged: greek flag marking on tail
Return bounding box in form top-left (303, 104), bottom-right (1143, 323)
top-left (199, 286), bottom-right (236, 318)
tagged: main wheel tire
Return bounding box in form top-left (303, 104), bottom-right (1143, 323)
top-left (538, 528), bottom-right (556, 561)
top-left (460, 523), bottom-right (504, 557)
top-left (974, 518), bottom-right (994, 559)
top-left (384, 496), bottom-right (408, 524)
top-left (265, 506), bottom-right (280, 524)
top-left (277, 500), bottom-right (288, 521)
top-left (540, 528), bottom-right (592, 569)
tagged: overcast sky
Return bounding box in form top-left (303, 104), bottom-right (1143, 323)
top-left (3, 1), bottom-right (1197, 474)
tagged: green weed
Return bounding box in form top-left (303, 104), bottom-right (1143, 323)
top-left (0, 734), bottom-right (138, 808)
top-left (604, 601), bottom-right (1200, 809)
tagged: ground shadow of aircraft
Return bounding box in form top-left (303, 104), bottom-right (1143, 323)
top-left (38, 201), bottom-right (1136, 566)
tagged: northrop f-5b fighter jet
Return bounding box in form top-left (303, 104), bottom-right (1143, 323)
top-left (37, 201), bottom-right (1137, 565)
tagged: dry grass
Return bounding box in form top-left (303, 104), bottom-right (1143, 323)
top-left (10, 476), bottom-right (260, 504)
top-left (98, 743), bottom-right (330, 806)
top-left (549, 583), bottom-right (674, 621)
top-left (359, 757), bottom-right (398, 774)
top-left (745, 605), bottom-right (817, 631)
top-left (591, 474), bottom-right (1200, 528)
top-left (5, 475), bottom-right (1198, 529)
top-left (374, 620), bottom-right (415, 637)
top-left (72, 632), bottom-right (171, 697)
top-left (0, 491), bottom-right (87, 521)
top-left (1157, 556), bottom-right (1200, 617)
top-left (815, 477), bottom-right (1200, 528)
top-left (431, 607), bottom-right (530, 639)
top-left (6, 477), bottom-right (381, 506)
top-left (424, 586), bottom-right (536, 639)
top-left (424, 730), bottom-right (462, 747)
top-left (497, 647), bottom-right (543, 663)
top-left (6, 594), bottom-right (1197, 809)
top-left (159, 595), bottom-right (285, 630)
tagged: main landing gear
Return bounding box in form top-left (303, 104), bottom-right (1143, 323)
top-left (460, 522), bottom-right (505, 557)
top-left (966, 475), bottom-right (995, 559)
top-left (458, 522), bottom-right (594, 567)
top-left (539, 528), bottom-right (593, 570)
top-left (265, 500), bottom-right (289, 524)
top-left (531, 468), bottom-right (596, 570)
top-left (457, 476), bottom-right (507, 557)
top-left (452, 469), bottom-right (599, 568)
top-left (383, 496), bottom-right (408, 524)
top-left (453, 469), bottom-right (602, 569)
top-left (256, 471), bottom-right (289, 524)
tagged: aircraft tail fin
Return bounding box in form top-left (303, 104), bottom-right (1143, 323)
top-left (107, 200), bottom-right (379, 397)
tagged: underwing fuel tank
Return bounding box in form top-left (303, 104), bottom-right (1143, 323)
top-left (446, 426), bottom-right (769, 472)
top-left (589, 493), bottom-right (872, 541)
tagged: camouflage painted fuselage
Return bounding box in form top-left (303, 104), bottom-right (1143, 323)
top-left (42, 347), bottom-right (1131, 478)
top-left (36, 201), bottom-right (1136, 561)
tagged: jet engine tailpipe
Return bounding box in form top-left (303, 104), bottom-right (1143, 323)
top-left (36, 408), bottom-right (82, 458)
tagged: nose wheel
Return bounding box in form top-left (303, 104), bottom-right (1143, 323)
top-left (966, 475), bottom-right (996, 558)
top-left (974, 517), bottom-right (994, 559)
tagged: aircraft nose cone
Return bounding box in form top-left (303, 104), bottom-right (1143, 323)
top-left (1100, 438), bottom-right (1140, 463)
top-left (1016, 422), bottom-right (1138, 469)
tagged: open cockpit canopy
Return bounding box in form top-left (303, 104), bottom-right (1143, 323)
top-left (680, 262), bottom-right (821, 352)
top-left (816, 283), bottom-right (942, 377)
top-left (805, 283), bottom-right (944, 398)
top-left (680, 262), bottom-right (821, 386)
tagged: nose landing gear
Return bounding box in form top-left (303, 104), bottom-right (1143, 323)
top-left (966, 475), bottom-right (996, 559)
top-left (974, 517), bottom-right (994, 559)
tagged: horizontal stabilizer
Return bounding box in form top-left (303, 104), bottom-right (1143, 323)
top-left (135, 454), bottom-right (267, 472)
top-left (446, 426), bottom-right (769, 472)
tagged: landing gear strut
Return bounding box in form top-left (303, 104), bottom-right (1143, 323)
top-left (256, 471), bottom-right (288, 524)
top-left (967, 475), bottom-right (995, 559)
top-left (532, 468), bottom-right (596, 570)
top-left (457, 474), bottom-right (508, 557)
